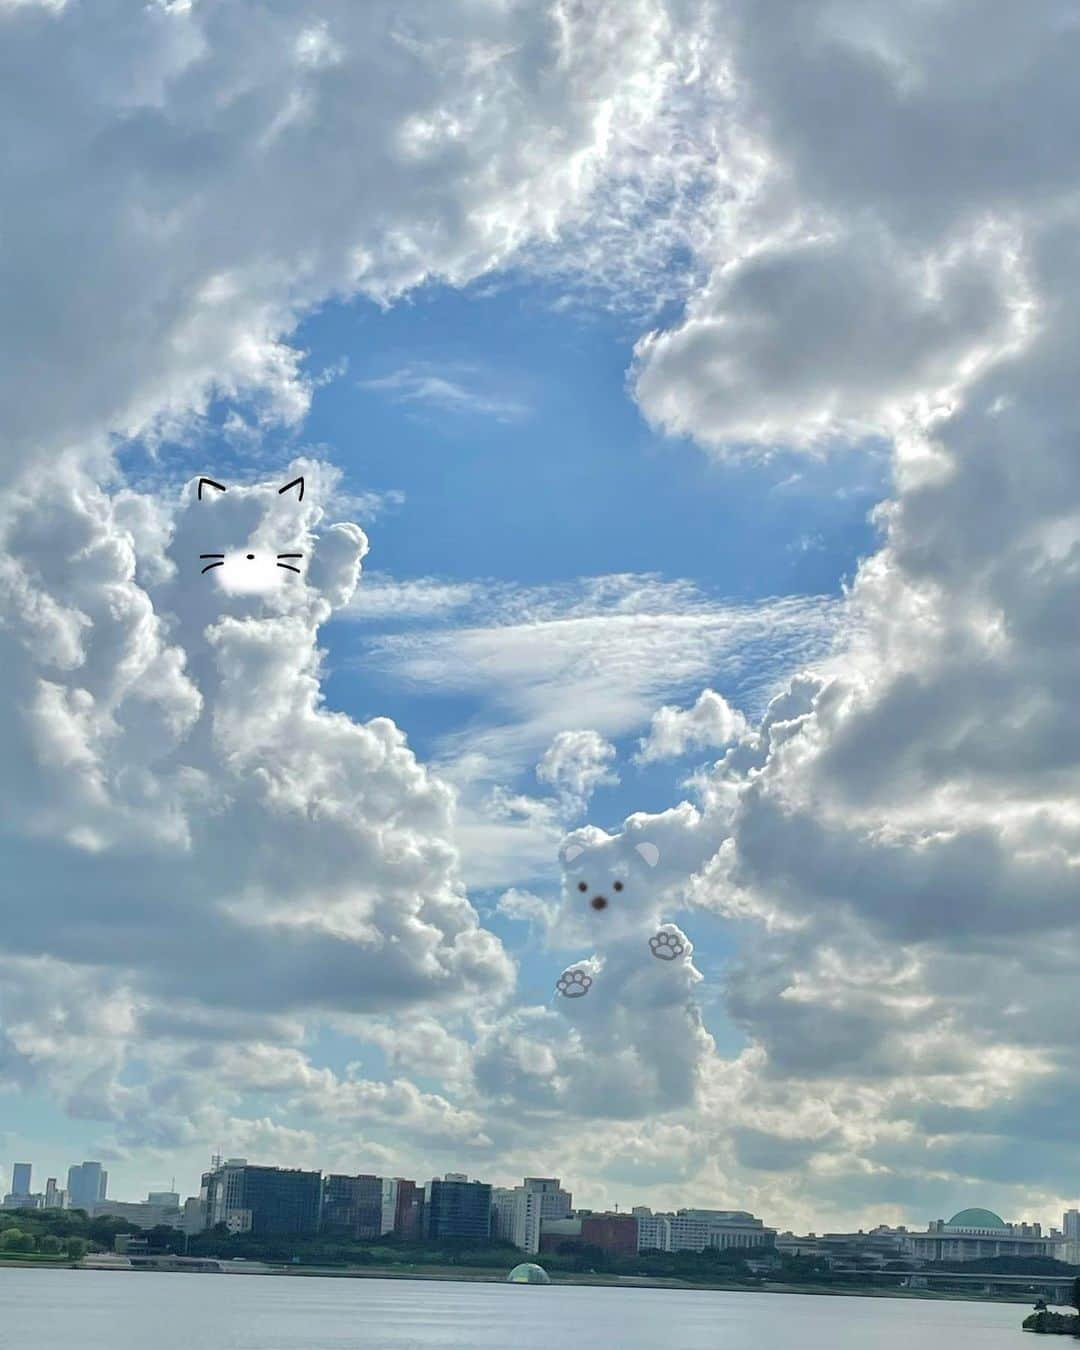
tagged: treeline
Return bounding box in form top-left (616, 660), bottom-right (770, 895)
top-left (0, 1207), bottom-right (131, 1260)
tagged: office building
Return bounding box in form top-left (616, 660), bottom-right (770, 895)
top-left (634, 1208), bottom-right (673, 1252)
top-left (322, 1174), bottom-right (383, 1240)
top-left (44, 1178), bottom-right (61, 1209)
top-left (668, 1209), bottom-right (776, 1253)
top-left (380, 1178), bottom-right (421, 1239)
top-left (11, 1164), bottom-right (31, 1198)
top-left (423, 1175), bottom-right (491, 1243)
top-left (67, 1162), bottom-right (108, 1212)
top-left (91, 1198), bottom-right (183, 1230)
top-left (490, 1188), bottom-right (519, 1244)
top-left (905, 1209), bottom-right (1057, 1262)
top-left (581, 1212), bottom-right (638, 1257)
top-left (147, 1191), bottom-right (180, 1210)
top-left (202, 1159), bottom-right (322, 1237)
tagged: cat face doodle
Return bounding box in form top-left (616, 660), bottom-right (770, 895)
top-left (197, 475), bottom-right (305, 593)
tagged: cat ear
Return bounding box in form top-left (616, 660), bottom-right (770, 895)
top-left (560, 842), bottom-right (586, 864)
top-left (198, 477), bottom-right (226, 500)
top-left (634, 841), bottom-right (660, 868)
top-left (278, 475), bottom-right (305, 501)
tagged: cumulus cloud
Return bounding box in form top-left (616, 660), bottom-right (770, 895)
top-left (636, 688), bottom-right (747, 763)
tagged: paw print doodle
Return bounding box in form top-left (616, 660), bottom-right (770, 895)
top-left (556, 968), bottom-right (593, 998)
top-left (649, 931), bottom-right (685, 962)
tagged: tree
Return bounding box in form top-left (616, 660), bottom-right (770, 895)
top-left (38, 1235), bottom-right (62, 1255)
top-left (1, 1229), bottom-right (35, 1253)
top-left (65, 1237), bottom-right (88, 1260)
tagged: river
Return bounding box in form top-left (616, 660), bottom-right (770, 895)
top-left (0, 1268), bottom-right (1030, 1348)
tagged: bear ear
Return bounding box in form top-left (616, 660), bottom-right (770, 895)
top-left (561, 842), bottom-right (585, 864)
top-left (634, 841), bottom-right (660, 868)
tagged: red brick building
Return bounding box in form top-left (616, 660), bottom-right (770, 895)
top-left (581, 1213), bottom-right (638, 1257)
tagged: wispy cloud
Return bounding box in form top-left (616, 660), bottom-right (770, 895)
top-left (359, 365), bottom-right (529, 422)
top-left (359, 574), bottom-right (842, 775)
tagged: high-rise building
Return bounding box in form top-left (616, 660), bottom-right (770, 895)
top-left (490, 1187), bottom-right (520, 1244)
top-left (44, 1178), bottom-right (60, 1210)
top-left (423, 1175), bottom-right (491, 1243)
top-left (634, 1208), bottom-right (674, 1252)
top-left (490, 1178), bottom-right (572, 1252)
top-left (11, 1164), bottom-right (31, 1197)
top-left (201, 1160), bottom-right (321, 1237)
top-left (1062, 1210), bottom-right (1080, 1264)
top-left (181, 1196), bottom-right (205, 1236)
top-left (67, 1162), bottom-right (108, 1212)
top-left (322, 1174), bottom-right (383, 1240)
top-left (380, 1178), bottom-right (421, 1239)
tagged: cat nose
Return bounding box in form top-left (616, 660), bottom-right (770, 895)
top-left (246, 553), bottom-right (255, 560)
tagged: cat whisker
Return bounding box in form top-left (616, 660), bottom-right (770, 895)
top-left (276, 563), bottom-right (302, 573)
top-left (201, 561), bottom-right (225, 573)
top-left (199, 553), bottom-right (225, 558)
top-left (277, 553), bottom-right (303, 559)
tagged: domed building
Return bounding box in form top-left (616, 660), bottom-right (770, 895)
top-left (506, 1262), bottom-right (552, 1284)
top-left (906, 1208), bottom-right (1055, 1262)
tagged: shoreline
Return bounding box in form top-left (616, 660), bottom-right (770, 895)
top-left (1, 1257), bottom-right (1059, 1307)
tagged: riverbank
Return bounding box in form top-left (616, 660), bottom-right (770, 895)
top-left (45, 1257), bottom-right (1060, 1306)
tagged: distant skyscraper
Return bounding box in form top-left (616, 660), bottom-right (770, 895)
top-left (423, 1175), bottom-right (491, 1243)
top-left (202, 1159), bottom-right (321, 1236)
top-left (322, 1174), bottom-right (382, 1239)
top-left (11, 1164), bottom-right (31, 1197)
top-left (67, 1162), bottom-right (108, 1212)
top-left (44, 1178), bottom-right (60, 1210)
top-left (1063, 1210), bottom-right (1080, 1264)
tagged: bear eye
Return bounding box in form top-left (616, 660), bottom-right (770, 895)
top-left (577, 881), bottom-right (588, 892)
top-left (614, 880), bottom-right (624, 892)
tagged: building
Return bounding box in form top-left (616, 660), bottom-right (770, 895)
top-left (379, 1178), bottom-right (421, 1239)
top-left (668, 1209), bottom-right (776, 1254)
top-left (321, 1174), bottom-right (383, 1240)
top-left (423, 1175), bottom-right (491, 1243)
top-left (905, 1209), bottom-right (1057, 1263)
top-left (147, 1191), bottom-right (180, 1210)
top-left (633, 1208), bottom-right (673, 1253)
top-left (44, 1179), bottom-right (61, 1209)
top-left (490, 1187), bottom-right (519, 1244)
top-left (202, 1159), bottom-right (322, 1237)
top-left (538, 1217), bottom-right (583, 1254)
top-left (490, 1178), bottom-right (572, 1253)
top-left (1062, 1211), bottom-right (1080, 1266)
top-left (11, 1164), bottom-right (31, 1198)
top-left (581, 1213), bottom-right (638, 1257)
top-left (91, 1198), bottom-right (183, 1231)
top-left (67, 1162), bottom-right (108, 1212)
top-left (181, 1196), bottom-right (205, 1236)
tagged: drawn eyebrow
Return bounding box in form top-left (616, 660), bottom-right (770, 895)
top-left (198, 477), bottom-right (226, 499)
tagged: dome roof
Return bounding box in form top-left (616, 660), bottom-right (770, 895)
top-left (947, 1208), bottom-right (1007, 1230)
top-left (506, 1262), bottom-right (552, 1284)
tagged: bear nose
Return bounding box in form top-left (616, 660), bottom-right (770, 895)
top-left (591, 896), bottom-right (608, 911)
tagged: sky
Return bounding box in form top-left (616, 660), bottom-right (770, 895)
top-left (1, 0), bottom-right (1079, 1236)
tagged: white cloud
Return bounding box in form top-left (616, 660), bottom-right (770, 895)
top-left (637, 688), bottom-right (747, 763)
top-left (360, 367), bottom-right (528, 422)
top-left (536, 729), bottom-right (619, 815)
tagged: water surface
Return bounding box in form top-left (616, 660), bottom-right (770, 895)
top-left (0, 1268), bottom-right (1029, 1349)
